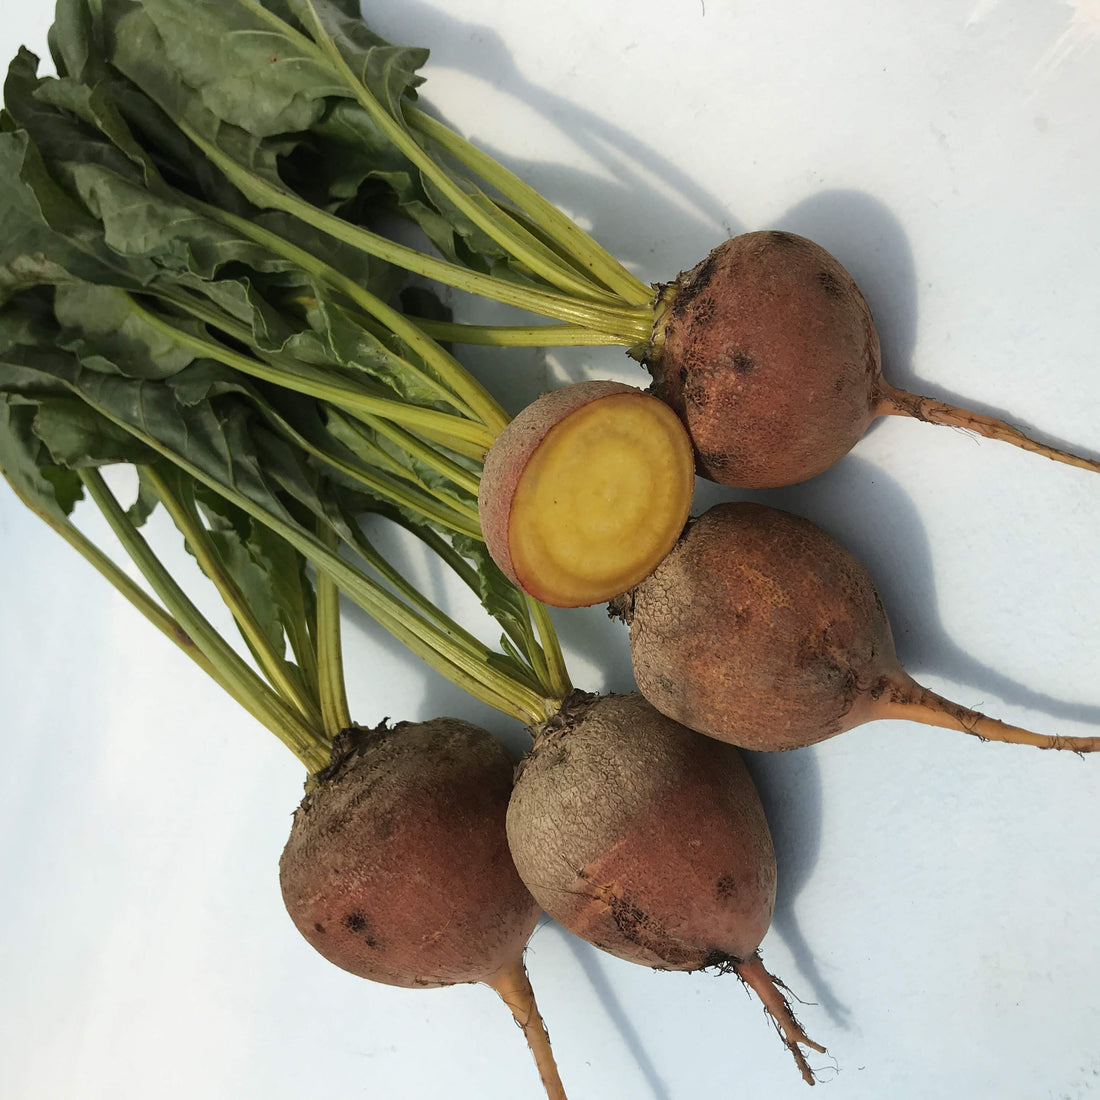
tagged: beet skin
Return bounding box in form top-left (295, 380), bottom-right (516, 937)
top-left (648, 231), bottom-right (882, 488)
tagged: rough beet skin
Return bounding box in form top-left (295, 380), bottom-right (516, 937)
top-left (619, 501), bottom-right (1099, 753)
top-left (507, 692), bottom-right (776, 967)
top-left (279, 718), bottom-right (540, 988)
top-left (507, 691), bottom-right (824, 1082)
top-left (621, 503), bottom-right (898, 751)
top-left (647, 231), bottom-right (882, 488)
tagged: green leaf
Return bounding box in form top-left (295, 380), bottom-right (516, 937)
top-left (0, 395), bottom-right (83, 521)
top-left (0, 2), bottom-right (568, 712)
top-left (0, 128), bottom-right (152, 300)
top-left (48, 0), bottom-right (101, 82)
top-left (302, 292), bottom-right (449, 406)
top-left (249, 209), bottom-right (396, 298)
top-left (0, 289), bottom-right (56, 353)
top-left (450, 532), bottom-right (542, 666)
top-left (54, 284), bottom-right (199, 379)
top-left (123, 0), bottom-right (347, 138)
top-left (32, 394), bottom-right (161, 467)
top-left (319, 406), bottom-right (477, 518)
top-left (101, 0), bottom-right (297, 190)
top-left (128, 465), bottom-right (162, 525)
top-left (192, 479), bottom-right (319, 680)
top-left (4, 50), bottom-right (153, 193)
top-left (67, 163), bottom-right (280, 275)
top-left (0, 304), bottom-right (551, 717)
top-left (284, 100), bottom-right (415, 209)
top-left (0, 338), bottom-right (358, 547)
top-left (103, 75), bottom-right (256, 216)
top-left (287, 0), bottom-right (427, 115)
top-left (97, 0), bottom-right (467, 264)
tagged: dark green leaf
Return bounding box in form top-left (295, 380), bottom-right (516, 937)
top-left (48, 0), bottom-right (101, 82)
top-left (0, 128), bottom-right (152, 300)
top-left (0, 395), bottom-right (83, 521)
top-left (32, 394), bottom-right (160, 467)
top-left (123, 0), bottom-right (346, 138)
top-left (101, 0), bottom-right (297, 190)
top-left (4, 50), bottom-right (153, 194)
top-left (128, 465), bottom-right (162, 525)
top-left (54, 284), bottom-right (199, 379)
top-left (287, 0), bottom-right (427, 116)
top-left (185, 475), bottom-right (304, 661)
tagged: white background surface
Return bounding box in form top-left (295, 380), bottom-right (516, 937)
top-left (2, 1), bottom-right (1100, 1098)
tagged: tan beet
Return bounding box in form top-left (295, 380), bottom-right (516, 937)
top-left (479, 380), bottom-right (694, 607)
top-left (622, 502), bottom-right (1100, 753)
top-left (280, 718), bottom-right (567, 1099)
top-left (507, 692), bottom-right (824, 1084)
top-left (647, 231), bottom-right (1100, 486)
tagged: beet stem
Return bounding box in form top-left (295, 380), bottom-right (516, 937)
top-left (735, 953), bottom-right (824, 1086)
top-left (487, 957), bottom-right (569, 1100)
top-left (876, 384), bottom-right (1100, 474)
top-left (873, 675), bottom-right (1100, 752)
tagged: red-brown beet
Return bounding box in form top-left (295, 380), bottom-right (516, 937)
top-left (279, 718), bottom-right (568, 1099)
top-left (280, 718), bottom-right (538, 987)
top-left (646, 231), bottom-right (1100, 485)
top-left (506, 692), bottom-right (824, 1084)
top-left (618, 503), bottom-right (1100, 753)
top-left (647, 231), bottom-right (880, 488)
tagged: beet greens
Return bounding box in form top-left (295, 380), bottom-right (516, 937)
top-left (2, 31), bottom-right (583, 1087)
top-left (64, 0), bottom-right (1095, 485)
top-left (0, 278), bottom-right (574, 1096)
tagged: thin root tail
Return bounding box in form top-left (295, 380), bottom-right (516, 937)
top-left (735, 952), bottom-right (825, 1086)
top-left (487, 956), bottom-right (569, 1100)
top-left (871, 674), bottom-right (1100, 753)
top-left (876, 384), bottom-right (1100, 475)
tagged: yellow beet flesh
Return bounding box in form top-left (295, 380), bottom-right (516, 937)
top-left (507, 392), bottom-right (694, 607)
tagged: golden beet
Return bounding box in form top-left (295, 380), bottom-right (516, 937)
top-left (479, 380), bottom-right (694, 607)
top-left (279, 718), bottom-right (567, 1099)
top-left (646, 231), bottom-right (1100, 485)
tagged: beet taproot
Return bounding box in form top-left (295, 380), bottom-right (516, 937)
top-left (506, 691), bottom-right (825, 1084)
top-left (615, 502), bottom-right (1100, 753)
top-left (644, 231), bottom-right (1100, 486)
top-left (280, 718), bottom-right (567, 1099)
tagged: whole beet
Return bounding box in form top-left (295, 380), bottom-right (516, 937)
top-left (619, 502), bottom-right (1100, 753)
top-left (279, 718), bottom-right (568, 1099)
top-left (280, 718), bottom-right (538, 987)
top-left (622, 502), bottom-right (893, 751)
top-left (646, 231), bottom-right (1100, 485)
top-left (506, 691), bottom-right (824, 1083)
